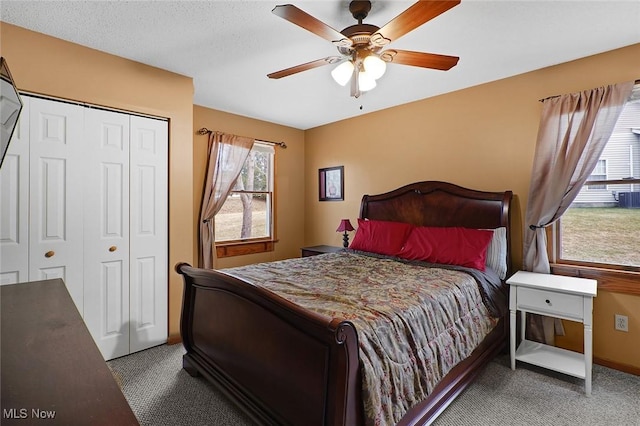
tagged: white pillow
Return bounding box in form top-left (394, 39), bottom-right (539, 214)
top-left (485, 227), bottom-right (507, 279)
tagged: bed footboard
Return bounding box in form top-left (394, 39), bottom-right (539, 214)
top-left (176, 263), bottom-right (362, 426)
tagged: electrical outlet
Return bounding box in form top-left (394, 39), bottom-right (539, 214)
top-left (615, 314), bottom-right (629, 332)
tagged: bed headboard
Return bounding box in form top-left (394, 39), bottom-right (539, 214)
top-left (359, 181), bottom-right (513, 274)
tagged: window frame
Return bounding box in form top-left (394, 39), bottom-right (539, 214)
top-left (552, 91), bottom-right (640, 294)
top-left (554, 175), bottom-right (640, 271)
top-left (552, 199), bottom-right (640, 296)
top-left (214, 141), bottom-right (277, 258)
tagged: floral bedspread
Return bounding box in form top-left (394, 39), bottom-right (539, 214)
top-left (222, 251), bottom-right (502, 426)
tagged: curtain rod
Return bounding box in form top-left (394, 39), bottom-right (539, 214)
top-left (538, 79), bottom-right (640, 103)
top-left (196, 127), bottom-right (287, 149)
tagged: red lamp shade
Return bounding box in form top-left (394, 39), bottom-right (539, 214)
top-left (336, 219), bottom-right (355, 232)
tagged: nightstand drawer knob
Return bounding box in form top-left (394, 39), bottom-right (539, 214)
top-left (545, 299), bottom-right (551, 304)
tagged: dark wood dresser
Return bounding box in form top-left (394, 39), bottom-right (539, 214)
top-left (1, 279), bottom-right (139, 425)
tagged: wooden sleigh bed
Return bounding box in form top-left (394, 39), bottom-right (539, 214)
top-left (176, 181), bottom-right (513, 425)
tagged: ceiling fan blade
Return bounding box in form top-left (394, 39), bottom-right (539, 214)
top-left (370, 0), bottom-right (461, 47)
top-left (267, 56), bottom-right (342, 79)
top-left (381, 49), bottom-right (459, 70)
top-left (272, 5), bottom-right (352, 47)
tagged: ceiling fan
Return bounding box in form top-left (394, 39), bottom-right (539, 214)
top-left (267, 0), bottom-right (461, 98)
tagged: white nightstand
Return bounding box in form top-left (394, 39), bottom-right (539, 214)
top-left (506, 270), bottom-right (597, 395)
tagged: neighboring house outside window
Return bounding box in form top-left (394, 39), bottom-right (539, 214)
top-left (214, 141), bottom-right (275, 257)
top-left (585, 159), bottom-right (607, 190)
top-left (557, 92), bottom-right (640, 271)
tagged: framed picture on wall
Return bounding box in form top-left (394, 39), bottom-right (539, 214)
top-left (319, 166), bottom-right (344, 201)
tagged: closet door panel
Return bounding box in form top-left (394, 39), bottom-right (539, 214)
top-left (28, 97), bottom-right (84, 311)
top-left (83, 108), bottom-right (130, 360)
top-left (129, 116), bottom-right (167, 353)
top-left (0, 96), bottom-right (30, 285)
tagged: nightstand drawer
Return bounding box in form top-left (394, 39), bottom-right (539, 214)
top-left (517, 287), bottom-right (584, 320)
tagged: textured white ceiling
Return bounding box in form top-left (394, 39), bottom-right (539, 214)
top-left (2, 1), bottom-right (640, 130)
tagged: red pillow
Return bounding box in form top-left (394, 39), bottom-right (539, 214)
top-left (350, 219), bottom-right (414, 257)
top-left (399, 226), bottom-right (493, 271)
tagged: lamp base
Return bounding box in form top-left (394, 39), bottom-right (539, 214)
top-left (342, 232), bottom-right (349, 248)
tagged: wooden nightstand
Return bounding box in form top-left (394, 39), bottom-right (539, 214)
top-left (506, 271), bottom-right (597, 395)
top-left (301, 245), bottom-right (343, 257)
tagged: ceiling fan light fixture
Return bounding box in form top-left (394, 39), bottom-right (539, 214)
top-left (331, 61), bottom-right (354, 86)
top-left (269, 1), bottom-right (461, 98)
top-left (358, 70), bottom-right (376, 92)
top-left (363, 54), bottom-right (386, 80)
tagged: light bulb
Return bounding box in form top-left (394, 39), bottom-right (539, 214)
top-left (363, 55), bottom-right (386, 80)
top-left (331, 61), bottom-right (354, 86)
top-left (358, 71), bottom-right (376, 92)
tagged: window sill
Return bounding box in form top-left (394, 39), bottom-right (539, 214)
top-left (550, 263), bottom-right (640, 296)
top-left (215, 239), bottom-right (276, 258)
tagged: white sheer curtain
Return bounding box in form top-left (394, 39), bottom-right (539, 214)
top-left (199, 132), bottom-right (254, 268)
top-left (523, 81), bottom-right (633, 343)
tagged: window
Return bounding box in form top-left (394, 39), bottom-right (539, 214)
top-left (557, 87), bottom-right (640, 270)
top-left (585, 159), bottom-right (607, 190)
top-left (214, 142), bottom-right (275, 254)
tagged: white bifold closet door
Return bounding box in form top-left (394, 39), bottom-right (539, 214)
top-left (29, 97), bottom-right (85, 311)
top-left (83, 108), bottom-right (168, 359)
top-left (0, 95), bottom-right (168, 361)
top-left (128, 115), bottom-right (168, 354)
top-left (0, 96), bottom-right (30, 285)
top-left (1, 96), bottom-right (85, 310)
top-left (83, 108), bottom-right (132, 359)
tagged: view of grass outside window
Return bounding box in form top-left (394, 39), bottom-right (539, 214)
top-left (561, 196), bottom-right (640, 267)
top-left (558, 87), bottom-right (640, 269)
top-left (214, 142), bottom-right (274, 242)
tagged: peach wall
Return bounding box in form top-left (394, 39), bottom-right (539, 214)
top-left (192, 106), bottom-right (306, 268)
top-left (304, 43), bottom-right (640, 372)
top-left (557, 292), bottom-right (640, 373)
top-left (3, 19), bottom-right (638, 372)
top-left (1, 23), bottom-right (194, 342)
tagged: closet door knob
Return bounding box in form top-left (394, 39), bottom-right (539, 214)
top-left (45, 250), bottom-right (55, 258)
top-left (109, 246), bottom-right (117, 252)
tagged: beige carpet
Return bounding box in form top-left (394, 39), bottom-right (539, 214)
top-left (109, 344), bottom-right (640, 426)
top-left (433, 354), bottom-right (639, 426)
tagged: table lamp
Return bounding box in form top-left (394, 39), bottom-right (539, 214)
top-left (336, 219), bottom-right (355, 248)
